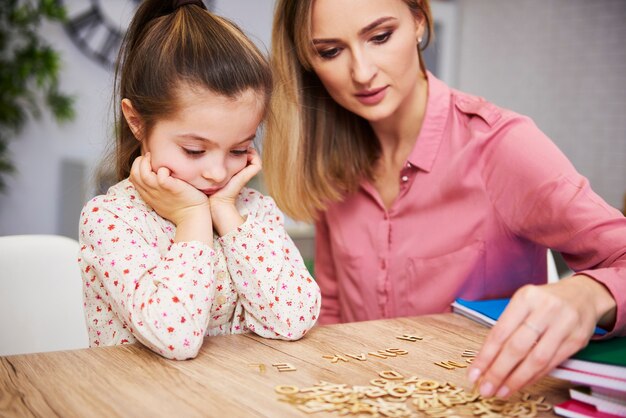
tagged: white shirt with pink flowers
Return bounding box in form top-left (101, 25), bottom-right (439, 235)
top-left (78, 179), bottom-right (320, 359)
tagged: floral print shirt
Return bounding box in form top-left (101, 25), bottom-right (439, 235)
top-left (78, 179), bottom-right (320, 359)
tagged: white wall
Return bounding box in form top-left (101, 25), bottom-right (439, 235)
top-left (0, 0), bottom-right (276, 237)
top-left (214, 0), bottom-right (274, 53)
top-left (0, 19), bottom-right (112, 237)
top-left (456, 0), bottom-right (626, 210)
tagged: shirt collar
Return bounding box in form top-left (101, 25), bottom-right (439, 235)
top-left (406, 71), bottom-right (450, 172)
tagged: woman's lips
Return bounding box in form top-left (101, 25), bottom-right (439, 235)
top-left (355, 86), bottom-right (388, 105)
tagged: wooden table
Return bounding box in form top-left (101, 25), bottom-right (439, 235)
top-left (0, 314), bottom-right (570, 417)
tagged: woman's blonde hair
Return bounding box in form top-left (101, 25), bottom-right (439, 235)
top-left (104, 0), bottom-right (271, 182)
top-left (264, 0), bottom-right (433, 221)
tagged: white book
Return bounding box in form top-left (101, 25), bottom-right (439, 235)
top-left (450, 299), bottom-right (498, 328)
top-left (550, 367), bottom-right (626, 392)
top-left (562, 359), bottom-right (626, 381)
top-left (569, 387), bottom-right (626, 417)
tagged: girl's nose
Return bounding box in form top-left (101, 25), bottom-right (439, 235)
top-left (202, 163), bottom-right (227, 185)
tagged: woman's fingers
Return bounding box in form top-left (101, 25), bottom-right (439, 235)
top-left (498, 305), bottom-right (590, 396)
top-left (469, 280), bottom-right (597, 398)
top-left (468, 286), bottom-right (534, 388)
top-left (488, 318), bottom-right (561, 397)
top-left (474, 316), bottom-right (546, 396)
top-left (525, 323), bottom-right (591, 389)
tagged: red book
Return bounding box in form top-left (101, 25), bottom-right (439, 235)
top-left (569, 387), bottom-right (626, 416)
top-left (554, 400), bottom-right (624, 418)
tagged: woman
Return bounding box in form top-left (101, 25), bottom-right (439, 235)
top-left (264, 0), bottom-right (626, 398)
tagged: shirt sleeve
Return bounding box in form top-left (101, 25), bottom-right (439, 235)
top-left (314, 211), bottom-right (341, 324)
top-left (79, 197), bottom-right (218, 359)
top-left (218, 193), bottom-right (321, 340)
top-left (481, 115), bottom-right (626, 337)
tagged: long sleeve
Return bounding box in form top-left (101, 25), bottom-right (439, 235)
top-left (314, 211), bottom-right (341, 325)
top-left (79, 194), bottom-right (217, 360)
top-left (310, 73), bottom-right (626, 325)
top-left (481, 115), bottom-right (626, 336)
top-left (218, 191), bottom-right (321, 339)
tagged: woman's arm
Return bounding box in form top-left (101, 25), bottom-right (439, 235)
top-left (469, 113), bottom-right (625, 397)
top-left (314, 212), bottom-right (342, 324)
top-left (470, 274), bottom-right (616, 398)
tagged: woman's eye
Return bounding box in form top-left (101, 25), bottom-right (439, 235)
top-left (371, 31), bottom-right (392, 44)
top-left (183, 148), bottom-right (205, 156)
top-left (318, 47), bottom-right (341, 60)
top-left (230, 149), bottom-right (248, 156)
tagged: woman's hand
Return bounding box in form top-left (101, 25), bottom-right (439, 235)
top-left (209, 148), bottom-right (262, 236)
top-left (130, 153), bottom-right (213, 244)
top-left (468, 275), bottom-right (616, 398)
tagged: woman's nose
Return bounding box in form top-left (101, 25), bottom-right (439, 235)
top-left (351, 50), bottom-right (377, 85)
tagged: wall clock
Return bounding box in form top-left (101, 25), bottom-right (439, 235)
top-left (56, 0), bottom-right (214, 70)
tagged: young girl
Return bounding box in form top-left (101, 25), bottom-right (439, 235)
top-left (78, 0), bottom-right (320, 360)
top-left (265, 0), bottom-right (625, 398)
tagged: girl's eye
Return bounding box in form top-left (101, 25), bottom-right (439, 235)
top-left (230, 149), bottom-right (248, 156)
top-left (318, 47), bottom-right (341, 60)
top-left (183, 148), bottom-right (205, 156)
top-left (371, 31), bottom-right (392, 44)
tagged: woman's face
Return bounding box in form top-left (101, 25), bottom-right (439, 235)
top-left (309, 0), bottom-right (424, 123)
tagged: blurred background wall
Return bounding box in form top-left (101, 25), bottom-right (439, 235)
top-left (0, 0), bottom-right (624, 265)
top-left (0, 0), bottom-right (274, 239)
top-left (457, 0), bottom-right (626, 210)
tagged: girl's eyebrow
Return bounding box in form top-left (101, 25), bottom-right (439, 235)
top-left (179, 134), bottom-right (255, 146)
top-left (312, 16), bottom-right (397, 45)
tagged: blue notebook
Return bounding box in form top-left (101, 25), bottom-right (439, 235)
top-left (451, 297), bottom-right (607, 336)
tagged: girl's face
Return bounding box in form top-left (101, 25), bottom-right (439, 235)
top-left (130, 86), bottom-right (264, 196)
top-left (309, 0), bottom-right (424, 123)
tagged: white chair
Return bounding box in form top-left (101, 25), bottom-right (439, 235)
top-left (0, 234), bottom-right (88, 356)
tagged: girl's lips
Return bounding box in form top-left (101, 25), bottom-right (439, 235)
top-left (355, 86), bottom-right (388, 105)
top-left (200, 188), bottom-right (220, 196)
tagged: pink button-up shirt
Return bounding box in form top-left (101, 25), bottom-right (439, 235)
top-left (315, 73), bottom-right (626, 336)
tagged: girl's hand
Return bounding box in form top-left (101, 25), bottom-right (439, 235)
top-left (468, 275), bottom-right (616, 398)
top-left (210, 147), bottom-right (262, 207)
top-left (130, 154), bottom-right (213, 244)
top-left (209, 148), bottom-right (262, 236)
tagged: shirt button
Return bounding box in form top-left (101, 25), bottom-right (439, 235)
top-left (401, 175), bottom-right (409, 182)
top-left (217, 295), bottom-right (227, 305)
top-left (217, 271), bottom-right (226, 281)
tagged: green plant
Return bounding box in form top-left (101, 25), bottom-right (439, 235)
top-left (0, 0), bottom-right (74, 191)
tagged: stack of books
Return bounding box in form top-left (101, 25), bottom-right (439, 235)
top-left (451, 298), bottom-right (626, 417)
top-left (551, 337), bottom-right (626, 418)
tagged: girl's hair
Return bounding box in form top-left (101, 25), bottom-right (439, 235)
top-left (264, 0), bottom-right (433, 222)
top-left (109, 0), bottom-right (272, 181)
